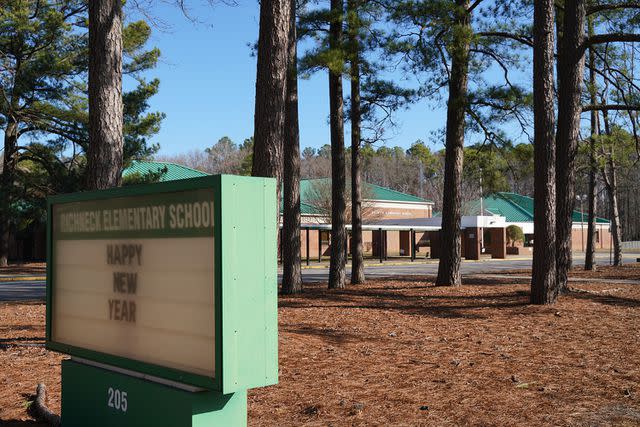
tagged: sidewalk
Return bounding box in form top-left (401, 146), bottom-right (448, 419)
top-left (290, 255), bottom-right (533, 270)
top-left (467, 273), bottom-right (640, 286)
top-left (0, 263), bottom-right (46, 282)
top-left (0, 274), bottom-right (46, 282)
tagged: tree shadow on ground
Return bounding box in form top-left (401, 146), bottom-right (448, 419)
top-left (0, 336), bottom-right (45, 343)
top-left (280, 325), bottom-right (366, 344)
top-left (0, 337), bottom-right (45, 346)
top-left (570, 290), bottom-right (640, 308)
top-left (0, 336), bottom-right (45, 350)
top-left (279, 282), bottom-right (531, 319)
top-left (0, 325), bottom-right (41, 333)
top-left (0, 421), bottom-right (45, 426)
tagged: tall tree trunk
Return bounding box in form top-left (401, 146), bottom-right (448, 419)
top-left (531, 0), bottom-right (558, 304)
top-left (0, 118), bottom-right (18, 267)
top-left (86, 0), bottom-right (124, 190)
top-left (281, 0), bottom-right (302, 294)
top-left (585, 20), bottom-right (598, 271)
top-left (435, 0), bottom-right (470, 287)
top-left (604, 160), bottom-right (623, 266)
top-left (348, 0), bottom-right (365, 285)
top-left (555, 0), bottom-right (585, 293)
top-left (252, 0), bottom-right (291, 196)
top-left (328, 0), bottom-right (347, 290)
top-left (601, 109), bottom-right (623, 266)
top-left (585, 138), bottom-right (598, 270)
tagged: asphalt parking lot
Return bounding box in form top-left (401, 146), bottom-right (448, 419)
top-left (297, 253), bottom-right (638, 282)
top-left (0, 253), bottom-right (637, 301)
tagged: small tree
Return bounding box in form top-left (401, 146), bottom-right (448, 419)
top-left (506, 225), bottom-right (524, 247)
top-left (305, 179), bottom-right (379, 223)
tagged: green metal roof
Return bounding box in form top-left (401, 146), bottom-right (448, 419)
top-left (300, 178), bottom-right (431, 204)
top-left (123, 161), bottom-right (209, 182)
top-left (456, 192), bottom-right (610, 224)
top-left (122, 164), bottom-right (431, 213)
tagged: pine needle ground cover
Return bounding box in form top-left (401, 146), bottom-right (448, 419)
top-left (1, 266), bottom-right (639, 425)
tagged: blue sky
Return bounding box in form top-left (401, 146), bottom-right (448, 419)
top-left (130, 0), bottom-right (452, 156)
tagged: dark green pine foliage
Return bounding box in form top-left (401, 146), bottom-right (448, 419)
top-left (0, 1), bottom-right (164, 265)
top-left (385, 0), bottom-right (532, 286)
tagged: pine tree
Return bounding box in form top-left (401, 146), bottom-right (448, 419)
top-left (327, 0), bottom-right (348, 290)
top-left (252, 0), bottom-right (291, 195)
top-left (87, 0), bottom-right (124, 190)
top-left (531, 0), bottom-right (558, 304)
top-left (282, 0), bottom-right (303, 294)
top-left (0, 2), bottom-right (163, 265)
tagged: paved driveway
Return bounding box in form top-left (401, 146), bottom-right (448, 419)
top-left (0, 280), bottom-right (46, 302)
top-left (298, 253), bottom-right (639, 282)
top-left (0, 254), bottom-right (637, 302)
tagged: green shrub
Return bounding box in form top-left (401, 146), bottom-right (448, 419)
top-left (506, 225), bottom-right (524, 247)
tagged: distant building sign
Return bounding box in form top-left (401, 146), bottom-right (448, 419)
top-left (51, 189), bottom-right (216, 378)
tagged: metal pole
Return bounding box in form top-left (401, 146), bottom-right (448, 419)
top-left (318, 230), bottom-right (322, 263)
top-left (384, 231), bottom-right (388, 260)
top-left (306, 228), bottom-right (310, 266)
top-left (411, 229), bottom-right (416, 261)
top-left (379, 228), bottom-right (383, 263)
top-left (581, 198), bottom-right (585, 253)
top-left (609, 227), bottom-right (612, 265)
top-left (345, 230), bottom-right (349, 260)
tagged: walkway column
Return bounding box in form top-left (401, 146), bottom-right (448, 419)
top-left (491, 228), bottom-right (507, 259)
top-left (464, 227), bottom-right (481, 260)
top-left (429, 231), bottom-right (440, 259)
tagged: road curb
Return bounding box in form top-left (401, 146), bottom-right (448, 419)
top-left (0, 276), bottom-right (46, 282)
top-left (298, 256), bottom-right (533, 270)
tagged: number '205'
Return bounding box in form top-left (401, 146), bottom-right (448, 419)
top-left (107, 387), bottom-right (128, 413)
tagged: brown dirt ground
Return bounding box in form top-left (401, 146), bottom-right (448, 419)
top-left (1, 270), bottom-right (639, 426)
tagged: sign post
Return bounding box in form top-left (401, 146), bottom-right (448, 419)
top-left (46, 175), bottom-right (278, 426)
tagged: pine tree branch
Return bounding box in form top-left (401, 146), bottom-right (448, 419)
top-left (583, 33), bottom-right (640, 51)
top-left (467, 0), bottom-right (485, 14)
top-left (582, 104), bottom-right (640, 112)
top-left (469, 48), bottom-right (517, 89)
top-left (476, 32), bottom-right (534, 47)
top-left (587, 2), bottom-right (640, 15)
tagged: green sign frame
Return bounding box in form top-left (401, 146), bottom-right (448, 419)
top-left (46, 175), bottom-right (278, 393)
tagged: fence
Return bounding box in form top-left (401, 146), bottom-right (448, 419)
top-left (621, 241), bottom-right (640, 250)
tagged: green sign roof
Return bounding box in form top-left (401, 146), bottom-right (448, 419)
top-left (123, 161), bottom-right (209, 182)
top-left (454, 192), bottom-right (610, 224)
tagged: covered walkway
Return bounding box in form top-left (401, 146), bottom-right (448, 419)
top-left (281, 215), bottom-right (510, 265)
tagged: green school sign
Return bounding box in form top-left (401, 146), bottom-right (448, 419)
top-left (46, 175), bottom-right (278, 426)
